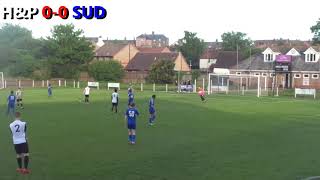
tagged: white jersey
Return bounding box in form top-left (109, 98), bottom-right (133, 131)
top-left (16, 90), bottom-right (22, 99)
top-left (84, 87), bottom-right (90, 95)
top-left (9, 120), bottom-right (27, 144)
top-left (112, 92), bottom-right (119, 103)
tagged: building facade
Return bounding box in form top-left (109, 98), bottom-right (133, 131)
top-left (136, 32), bottom-right (169, 48)
top-left (228, 46), bottom-right (320, 89)
top-left (94, 41), bottom-right (139, 67)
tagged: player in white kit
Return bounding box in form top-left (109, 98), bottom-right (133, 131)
top-left (111, 88), bottom-right (119, 113)
top-left (16, 88), bottom-right (24, 109)
top-left (9, 112), bottom-right (30, 174)
top-left (83, 86), bottom-right (90, 103)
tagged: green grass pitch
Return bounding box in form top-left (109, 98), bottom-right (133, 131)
top-left (1, 88), bottom-right (320, 180)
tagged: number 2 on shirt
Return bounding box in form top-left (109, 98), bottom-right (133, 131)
top-left (14, 124), bottom-right (20, 132)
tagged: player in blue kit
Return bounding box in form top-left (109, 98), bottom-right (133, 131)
top-left (125, 103), bottom-right (139, 144)
top-left (148, 95), bottom-right (156, 126)
top-left (128, 88), bottom-right (134, 106)
top-left (48, 83), bottom-right (52, 97)
top-left (7, 91), bottom-right (16, 117)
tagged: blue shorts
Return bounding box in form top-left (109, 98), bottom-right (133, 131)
top-left (149, 108), bottom-right (155, 114)
top-left (127, 123), bottom-right (136, 130)
top-left (8, 104), bottom-right (15, 108)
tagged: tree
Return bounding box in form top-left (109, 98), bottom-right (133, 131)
top-left (311, 18), bottom-right (320, 45)
top-left (177, 31), bottom-right (205, 69)
top-left (45, 24), bottom-right (94, 79)
top-left (221, 31), bottom-right (253, 51)
top-left (0, 23), bottom-right (44, 78)
top-left (88, 60), bottom-right (124, 82)
top-left (147, 59), bottom-right (175, 84)
top-left (191, 69), bottom-right (201, 81)
top-left (221, 31), bottom-right (260, 59)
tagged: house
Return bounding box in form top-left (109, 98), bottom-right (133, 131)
top-left (137, 47), bottom-right (171, 53)
top-left (136, 32), bottom-right (169, 48)
top-left (103, 39), bottom-right (136, 45)
top-left (254, 39), bottom-right (311, 50)
top-left (199, 48), bottom-right (219, 71)
top-left (228, 46), bottom-right (320, 89)
top-left (126, 52), bottom-right (190, 72)
top-left (94, 41), bottom-right (139, 67)
top-left (85, 36), bottom-right (104, 50)
top-left (124, 52), bottom-right (190, 83)
top-left (214, 51), bottom-right (245, 69)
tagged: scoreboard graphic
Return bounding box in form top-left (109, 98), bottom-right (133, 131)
top-left (2, 5), bottom-right (107, 20)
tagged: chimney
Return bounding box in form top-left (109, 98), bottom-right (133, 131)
top-left (97, 36), bottom-right (104, 47)
top-left (152, 31), bottom-right (155, 35)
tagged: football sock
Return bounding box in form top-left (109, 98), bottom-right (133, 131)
top-left (24, 156), bottom-right (29, 169)
top-left (149, 118), bottom-right (152, 124)
top-left (17, 157), bottom-right (22, 168)
top-left (132, 135), bottom-right (136, 142)
top-left (129, 135), bottom-right (132, 142)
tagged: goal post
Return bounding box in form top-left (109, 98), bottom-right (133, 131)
top-left (208, 73), bottom-right (269, 97)
top-left (0, 72), bottom-right (4, 89)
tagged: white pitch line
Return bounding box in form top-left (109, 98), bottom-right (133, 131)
top-left (301, 176), bottom-right (320, 180)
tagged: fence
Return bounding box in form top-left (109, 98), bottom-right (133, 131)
top-left (4, 79), bottom-right (81, 89)
top-left (2, 78), bottom-right (210, 92)
top-left (2, 79), bottom-right (185, 93)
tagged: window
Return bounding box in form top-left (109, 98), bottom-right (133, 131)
top-left (312, 74), bottom-right (319, 79)
top-left (270, 73), bottom-right (275, 77)
top-left (303, 74), bottom-right (309, 78)
top-left (294, 74), bottom-right (301, 78)
top-left (236, 72), bottom-right (241, 76)
top-left (306, 53), bottom-right (317, 62)
top-left (262, 73), bottom-right (268, 77)
top-left (254, 73), bottom-right (260, 76)
top-left (265, 54), bottom-right (273, 62)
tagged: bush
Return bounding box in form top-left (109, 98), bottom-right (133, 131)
top-left (88, 60), bottom-right (124, 82)
top-left (146, 59), bottom-right (175, 84)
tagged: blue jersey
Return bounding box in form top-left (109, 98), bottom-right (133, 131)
top-left (128, 93), bottom-right (134, 103)
top-left (149, 98), bottom-right (155, 109)
top-left (48, 86), bottom-right (52, 96)
top-left (126, 108), bottom-right (139, 124)
top-left (8, 95), bottom-right (16, 106)
top-left (149, 98), bottom-right (155, 113)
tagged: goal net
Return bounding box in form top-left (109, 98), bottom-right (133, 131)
top-left (208, 73), bottom-right (269, 97)
top-left (0, 72), bottom-right (4, 89)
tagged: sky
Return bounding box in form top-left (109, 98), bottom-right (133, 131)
top-left (0, 0), bottom-right (319, 44)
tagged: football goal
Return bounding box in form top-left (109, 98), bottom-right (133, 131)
top-left (0, 72), bottom-right (4, 89)
top-left (208, 73), bottom-right (270, 97)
